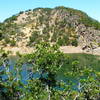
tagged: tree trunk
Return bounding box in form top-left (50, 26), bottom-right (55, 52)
top-left (61, 96), bottom-right (66, 100)
top-left (74, 93), bottom-right (79, 100)
top-left (46, 85), bottom-right (51, 100)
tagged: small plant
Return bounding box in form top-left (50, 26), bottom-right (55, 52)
top-left (19, 11), bottom-right (24, 14)
top-left (4, 37), bottom-right (10, 43)
top-left (29, 31), bottom-right (39, 43)
top-left (71, 39), bottom-right (78, 47)
top-left (0, 32), bottom-right (3, 40)
top-left (4, 15), bottom-right (17, 22)
top-left (9, 39), bottom-right (16, 46)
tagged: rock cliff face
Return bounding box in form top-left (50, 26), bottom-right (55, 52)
top-left (0, 6), bottom-right (100, 54)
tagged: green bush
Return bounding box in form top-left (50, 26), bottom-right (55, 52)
top-left (10, 39), bottom-right (16, 46)
top-left (4, 15), bottom-right (17, 22)
top-left (0, 42), bottom-right (100, 100)
top-left (98, 43), bottom-right (100, 47)
top-left (71, 39), bottom-right (78, 46)
top-left (29, 31), bottom-right (39, 43)
top-left (4, 37), bottom-right (10, 43)
top-left (57, 37), bottom-right (67, 46)
top-left (80, 16), bottom-right (100, 30)
top-left (0, 32), bottom-right (3, 40)
top-left (19, 11), bottom-right (24, 14)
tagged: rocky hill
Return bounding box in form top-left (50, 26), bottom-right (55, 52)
top-left (0, 6), bottom-right (100, 55)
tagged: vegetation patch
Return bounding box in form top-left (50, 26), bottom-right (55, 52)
top-left (0, 42), bottom-right (100, 100)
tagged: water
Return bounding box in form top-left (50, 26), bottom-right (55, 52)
top-left (0, 56), bottom-right (93, 91)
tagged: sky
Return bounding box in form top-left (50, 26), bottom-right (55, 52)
top-left (0, 0), bottom-right (100, 22)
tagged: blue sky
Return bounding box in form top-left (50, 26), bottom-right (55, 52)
top-left (0, 0), bottom-right (100, 22)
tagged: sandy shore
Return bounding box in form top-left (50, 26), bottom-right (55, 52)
top-left (1, 45), bottom-right (100, 56)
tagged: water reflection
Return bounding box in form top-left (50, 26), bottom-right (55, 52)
top-left (0, 56), bottom-right (93, 91)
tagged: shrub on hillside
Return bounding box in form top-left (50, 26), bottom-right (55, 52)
top-left (10, 39), bottom-right (16, 46)
top-left (0, 32), bottom-right (3, 40)
top-left (29, 31), bottom-right (39, 43)
top-left (71, 39), bottom-right (78, 47)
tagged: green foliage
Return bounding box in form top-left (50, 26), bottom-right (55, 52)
top-left (98, 42), bottom-right (100, 47)
top-left (57, 38), bottom-right (65, 46)
top-left (10, 39), bottom-right (16, 46)
top-left (29, 31), bottom-right (39, 43)
top-left (4, 38), bottom-right (16, 46)
top-left (19, 11), bottom-right (24, 14)
top-left (57, 35), bottom-right (70, 46)
top-left (66, 53), bottom-right (100, 71)
top-left (0, 22), bottom-right (18, 46)
top-left (0, 43), bottom-right (100, 100)
top-left (80, 16), bottom-right (100, 30)
top-left (4, 37), bottom-right (11, 43)
top-left (55, 6), bottom-right (100, 30)
top-left (4, 15), bottom-right (17, 22)
top-left (0, 49), bottom-right (8, 66)
top-left (42, 8), bottom-right (52, 14)
top-left (0, 6), bottom-right (100, 99)
top-left (72, 60), bottom-right (80, 72)
top-left (0, 32), bottom-right (3, 40)
top-left (33, 42), bottom-right (65, 74)
top-left (23, 79), bottom-right (48, 100)
top-left (71, 39), bottom-right (78, 47)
